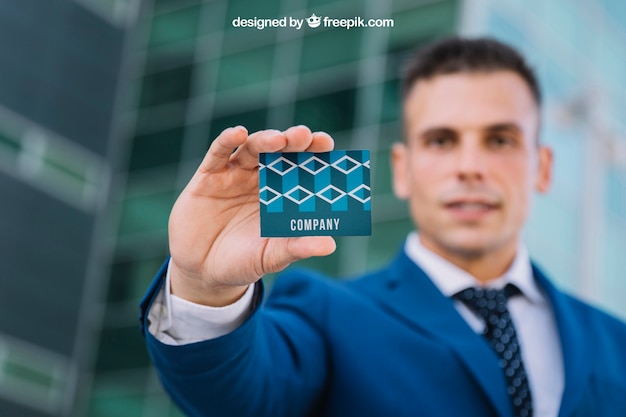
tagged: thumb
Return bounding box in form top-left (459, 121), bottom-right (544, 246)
top-left (288, 236), bottom-right (337, 260)
top-left (264, 236), bottom-right (337, 273)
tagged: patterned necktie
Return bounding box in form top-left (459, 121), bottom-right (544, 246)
top-left (455, 284), bottom-right (533, 417)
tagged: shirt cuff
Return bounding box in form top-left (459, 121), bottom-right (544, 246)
top-left (147, 259), bottom-right (256, 345)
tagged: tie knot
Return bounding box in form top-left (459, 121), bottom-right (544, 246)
top-left (455, 284), bottom-right (520, 319)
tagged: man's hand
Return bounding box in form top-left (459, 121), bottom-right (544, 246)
top-left (168, 125), bottom-right (336, 306)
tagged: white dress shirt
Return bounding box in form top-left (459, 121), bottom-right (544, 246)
top-left (147, 262), bottom-right (255, 345)
top-left (148, 232), bottom-right (564, 416)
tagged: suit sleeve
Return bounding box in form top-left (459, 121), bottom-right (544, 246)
top-left (139, 260), bottom-right (331, 417)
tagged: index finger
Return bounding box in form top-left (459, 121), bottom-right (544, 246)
top-left (197, 126), bottom-right (249, 173)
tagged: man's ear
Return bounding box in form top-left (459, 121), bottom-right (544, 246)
top-left (535, 145), bottom-right (553, 193)
top-left (391, 142), bottom-right (410, 200)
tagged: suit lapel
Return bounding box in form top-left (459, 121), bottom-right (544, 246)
top-left (362, 252), bottom-right (513, 417)
top-left (532, 265), bottom-right (593, 417)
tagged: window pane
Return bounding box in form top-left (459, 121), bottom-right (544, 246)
top-left (209, 109), bottom-right (268, 141)
top-left (381, 78), bottom-right (400, 123)
top-left (389, 2), bottom-right (458, 50)
top-left (108, 257), bottom-right (166, 303)
top-left (216, 46), bottom-right (274, 91)
top-left (293, 88), bottom-right (356, 133)
top-left (225, 0), bottom-right (281, 28)
top-left (139, 65), bottom-right (193, 108)
top-left (0, 338), bottom-right (67, 412)
top-left (129, 127), bottom-right (184, 171)
top-left (170, 403), bottom-right (187, 417)
top-left (118, 190), bottom-right (175, 236)
top-left (301, 29), bottom-right (361, 72)
top-left (0, 131), bottom-right (21, 156)
top-left (152, 0), bottom-right (201, 14)
top-left (95, 326), bottom-right (151, 371)
top-left (367, 218), bottom-right (413, 269)
top-left (372, 148), bottom-right (393, 195)
top-left (148, 5), bottom-right (201, 48)
top-left (88, 388), bottom-right (145, 417)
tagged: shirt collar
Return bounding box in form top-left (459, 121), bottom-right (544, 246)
top-left (404, 232), bottom-right (545, 304)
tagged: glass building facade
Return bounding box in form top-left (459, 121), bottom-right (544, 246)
top-left (0, 0), bottom-right (130, 416)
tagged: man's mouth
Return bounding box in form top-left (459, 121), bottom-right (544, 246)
top-left (445, 202), bottom-right (497, 211)
top-left (442, 196), bottom-right (501, 221)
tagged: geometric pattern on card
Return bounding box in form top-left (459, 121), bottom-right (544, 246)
top-left (259, 150), bottom-right (370, 213)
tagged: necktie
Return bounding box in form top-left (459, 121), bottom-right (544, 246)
top-left (456, 284), bottom-right (533, 417)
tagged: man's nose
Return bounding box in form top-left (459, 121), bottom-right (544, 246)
top-left (455, 140), bottom-right (486, 182)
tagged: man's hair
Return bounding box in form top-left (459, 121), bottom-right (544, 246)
top-left (402, 37), bottom-right (541, 105)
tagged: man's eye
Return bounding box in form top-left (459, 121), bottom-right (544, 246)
top-left (488, 135), bottom-right (515, 148)
top-left (426, 136), bottom-right (454, 148)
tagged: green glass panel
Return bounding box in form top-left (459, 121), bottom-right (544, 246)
top-left (367, 217), bottom-right (413, 268)
top-left (194, 59), bottom-right (219, 96)
top-left (38, 154), bottom-right (87, 200)
top-left (3, 360), bottom-right (55, 391)
top-left (41, 158), bottom-right (87, 185)
top-left (118, 190), bottom-right (176, 236)
top-left (146, 38), bottom-right (197, 60)
top-left (373, 148), bottom-right (393, 196)
top-left (42, 146), bottom-right (91, 184)
top-left (108, 260), bottom-right (133, 303)
top-left (139, 65), bottom-right (193, 108)
top-left (329, 131), bottom-right (352, 150)
top-left (209, 108), bottom-right (268, 141)
top-left (266, 103), bottom-right (294, 132)
top-left (216, 46), bottom-right (275, 91)
top-left (131, 257), bottom-right (168, 299)
top-left (108, 257), bottom-right (165, 303)
top-left (301, 29), bottom-right (361, 72)
top-left (152, 0), bottom-right (201, 14)
top-left (95, 326), bottom-right (152, 371)
top-left (225, 0), bottom-right (281, 25)
top-left (293, 88), bottom-right (356, 134)
top-left (221, 27), bottom-right (276, 52)
top-left (381, 78), bottom-right (401, 124)
top-left (129, 127), bottom-right (184, 171)
top-left (0, 132), bottom-right (21, 155)
top-left (308, 0), bottom-right (343, 6)
top-left (88, 390), bottom-right (145, 417)
top-left (389, 1), bottom-right (458, 50)
top-left (77, 0), bottom-right (130, 24)
top-left (149, 5), bottom-right (201, 47)
top-left (170, 403), bottom-right (187, 417)
top-left (199, 2), bottom-right (229, 35)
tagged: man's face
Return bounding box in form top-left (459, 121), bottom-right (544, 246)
top-left (392, 71), bottom-right (552, 260)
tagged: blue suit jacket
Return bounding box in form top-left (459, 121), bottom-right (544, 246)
top-left (140, 250), bottom-right (626, 417)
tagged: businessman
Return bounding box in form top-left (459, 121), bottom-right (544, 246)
top-left (140, 37), bottom-right (626, 417)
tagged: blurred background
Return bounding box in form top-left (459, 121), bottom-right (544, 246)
top-left (0, 0), bottom-right (624, 415)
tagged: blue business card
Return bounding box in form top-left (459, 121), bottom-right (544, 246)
top-left (259, 150), bottom-right (371, 237)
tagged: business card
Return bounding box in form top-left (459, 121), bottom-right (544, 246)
top-left (259, 150), bottom-right (371, 237)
